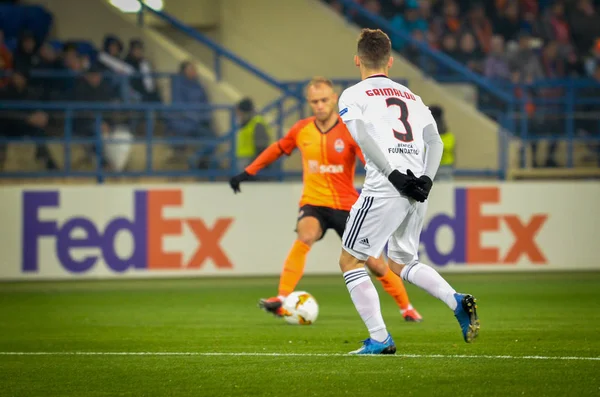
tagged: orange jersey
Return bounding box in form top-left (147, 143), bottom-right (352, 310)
top-left (246, 117), bottom-right (364, 211)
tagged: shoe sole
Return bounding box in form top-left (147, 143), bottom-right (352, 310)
top-left (348, 345), bottom-right (397, 355)
top-left (258, 299), bottom-right (283, 317)
top-left (462, 295), bottom-right (480, 343)
top-left (403, 316), bottom-right (423, 323)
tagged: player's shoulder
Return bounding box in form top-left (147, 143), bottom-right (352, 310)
top-left (339, 83), bottom-right (363, 102)
top-left (290, 116), bottom-right (316, 131)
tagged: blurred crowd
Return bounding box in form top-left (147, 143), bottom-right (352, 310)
top-left (0, 31), bottom-right (168, 102)
top-left (325, 0), bottom-right (600, 167)
top-left (0, 30), bottom-right (214, 171)
top-left (327, 0), bottom-right (600, 83)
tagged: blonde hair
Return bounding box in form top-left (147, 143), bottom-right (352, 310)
top-left (304, 76), bottom-right (334, 97)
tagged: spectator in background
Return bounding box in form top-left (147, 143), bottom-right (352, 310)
top-left (493, 2), bottom-right (522, 43)
top-left (390, 3), bottom-right (428, 49)
top-left (520, 0), bottom-right (539, 16)
top-left (13, 31), bottom-right (39, 74)
top-left (565, 49), bottom-right (586, 77)
top-left (235, 98), bottom-right (271, 172)
top-left (569, 0), bottom-right (600, 56)
top-left (62, 43), bottom-right (84, 73)
top-left (464, 3), bottom-right (493, 54)
top-left (455, 32), bottom-right (484, 72)
top-left (541, 41), bottom-right (565, 79)
top-left (404, 29), bottom-right (426, 62)
top-left (125, 39), bottom-right (161, 103)
top-left (536, 41), bottom-right (566, 168)
top-left (71, 64), bottom-right (121, 168)
top-left (58, 43), bottom-right (84, 96)
top-left (98, 35), bottom-right (131, 74)
top-left (33, 42), bottom-right (63, 100)
top-left (509, 32), bottom-right (544, 82)
top-left (98, 35), bottom-right (135, 99)
top-left (577, 63), bottom-right (600, 165)
top-left (585, 39), bottom-right (600, 76)
top-left (435, 0), bottom-right (462, 36)
top-left (167, 61), bottom-right (214, 168)
top-left (381, 0), bottom-right (408, 20)
top-left (520, 9), bottom-right (540, 36)
top-left (484, 35), bottom-right (511, 81)
top-left (540, 1), bottom-right (570, 50)
top-left (0, 71), bottom-right (56, 170)
top-left (0, 29), bottom-right (13, 88)
top-left (430, 105), bottom-right (455, 181)
top-left (418, 0), bottom-right (432, 24)
top-left (440, 34), bottom-right (460, 61)
top-left (353, 0), bottom-right (382, 28)
top-left (62, 42), bottom-right (89, 71)
top-left (37, 43), bottom-right (62, 70)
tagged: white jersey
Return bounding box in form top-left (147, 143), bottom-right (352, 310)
top-left (338, 75), bottom-right (436, 197)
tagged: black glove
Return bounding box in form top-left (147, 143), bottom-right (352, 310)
top-left (387, 169), bottom-right (418, 195)
top-left (405, 169), bottom-right (433, 202)
top-left (229, 171), bottom-right (251, 194)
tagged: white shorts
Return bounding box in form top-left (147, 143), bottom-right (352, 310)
top-left (342, 194), bottom-right (427, 265)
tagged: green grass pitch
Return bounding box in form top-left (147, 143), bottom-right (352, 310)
top-left (1, 272), bottom-right (599, 396)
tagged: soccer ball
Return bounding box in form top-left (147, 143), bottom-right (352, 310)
top-left (282, 291), bottom-right (319, 325)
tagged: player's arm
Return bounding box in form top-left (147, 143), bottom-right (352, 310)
top-left (339, 91), bottom-right (415, 195)
top-left (244, 143), bottom-right (285, 176)
top-left (229, 122), bottom-right (299, 193)
top-left (404, 104), bottom-right (444, 201)
top-left (422, 122), bottom-right (443, 180)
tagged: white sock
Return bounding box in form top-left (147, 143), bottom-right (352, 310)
top-left (401, 263), bottom-right (457, 310)
top-left (343, 268), bottom-right (388, 342)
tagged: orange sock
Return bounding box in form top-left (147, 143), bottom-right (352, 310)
top-left (278, 240), bottom-right (311, 297)
top-left (377, 267), bottom-right (411, 311)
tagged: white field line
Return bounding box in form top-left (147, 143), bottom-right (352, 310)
top-left (0, 352), bottom-right (598, 361)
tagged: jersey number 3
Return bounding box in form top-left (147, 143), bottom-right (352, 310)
top-left (386, 97), bottom-right (413, 142)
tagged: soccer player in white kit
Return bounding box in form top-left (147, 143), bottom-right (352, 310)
top-left (338, 29), bottom-right (480, 355)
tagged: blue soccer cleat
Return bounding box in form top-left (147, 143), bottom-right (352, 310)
top-left (348, 334), bottom-right (396, 355)
top-left (454, 293), bottom-right (480, 343)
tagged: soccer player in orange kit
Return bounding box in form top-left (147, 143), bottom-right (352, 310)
top-left (229, 77), bottom-right (422, 322)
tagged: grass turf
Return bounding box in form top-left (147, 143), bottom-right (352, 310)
top-left (0, 272), bottom-right (599, 396)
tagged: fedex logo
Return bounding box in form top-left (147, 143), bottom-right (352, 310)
top-left (22, 190), bottom-right (233, 273)
top-left (420, 187), bottom-right (548, 266)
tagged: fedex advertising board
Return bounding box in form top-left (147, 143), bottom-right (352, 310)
top-left (0, 182), bottom-right (597, 280)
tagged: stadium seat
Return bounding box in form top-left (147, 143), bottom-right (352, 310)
top-left (0, 5), bottom-right (52, 44)
top-left (0, 5), bottom-right (24, 39)
top-left (22, 5), bottom-right (53, 41)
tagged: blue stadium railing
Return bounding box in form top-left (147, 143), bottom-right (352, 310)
top-left (0, 100), bottom-right (505, 181)
top-left (0, 101), bottom-right (238, 182)
top-left (131, 0), bottom-right (599, 173)
top-left (1, 72), bottom-right (599, 181)
top-left (136, 2), bottom-right (292, 95)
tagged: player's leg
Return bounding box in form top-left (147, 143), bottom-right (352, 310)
top-left (366, 255), bottom-right (422, 322)
top-left (387, 202), bottom-right (480, 343)
top-left (340, 195), bottom-right (410, 354)
top-left (259, 206), bottom-right (324, 316)
top-left (278, 215), bottom-right (323, 296)
top-left (331, 208), bottom-right (420, 321)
